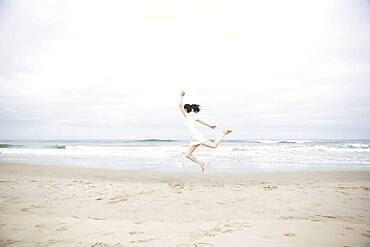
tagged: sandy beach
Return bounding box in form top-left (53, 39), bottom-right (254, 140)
top-left (0, 162), bottom-right (369, 246)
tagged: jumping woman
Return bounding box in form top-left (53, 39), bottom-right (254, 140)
top-left (179, 91), bottom-right (232, 172)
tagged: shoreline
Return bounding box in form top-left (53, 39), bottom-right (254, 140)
top-left (1, 161), bottom-right (369, 246)
top-left (2, 161), bottom-right (370, 182)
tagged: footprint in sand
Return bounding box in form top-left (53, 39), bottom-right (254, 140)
top-left (336, 189), bottom-right (350, 195)
top-left (0, 239), bottom-right (18, 246)
top-left (263, 185), bottom-right (278, 191)
top-left (138, 189), bottom-right (155, 195)
top-left (56, 226), bottom-right (67, 232)
top-left (129, 231), bottom-right (144, 235)
top-left (344, 226), bottom-right (354, 230)
top-left (316, 214), bottom-right (336, 219)
top-left (91, 242), bottom-right (107, 246)
top-left (199, 221), bottom-right (252, 238)
top-left (88, 217), bottom-right (106, 220)
top-left (362, 231), bottom-right (370, 238)
top-left (129, 238), bottom-right (159, 243)
top-left (166, 180), bottom-right (186, 189)
top-left (109, 195), bottom-right (128, 203)
top-left (48, 239), bottom-right (60, 244)
top-left (176, 244), bottom-right (213, 247)
top-left (91, 242), bottom-right (122, 247)
top-left (162, 180), bottom-right (187, 193)
top-left (360, 186), bottom-right (370, 191)
top-left (34, 224), bottom-right (47, 229)
top-left (284, 233), bottom-right (296, 237)
top-left (210, 183), bottom-right (224, 188)
top-left (194, 243), bottom-right (214, 247)
top-left (21, 204), bottom-right (44, 212)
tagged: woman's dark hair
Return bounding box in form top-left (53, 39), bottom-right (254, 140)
top-left (183, 104), bottom-right (201, 113)
top-left (191, 104), bottom-right (200, 113)
top-left (183, 104), bottom-right (192, 113)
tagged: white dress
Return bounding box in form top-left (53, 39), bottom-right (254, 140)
top-left (184, 112), bottom-right (208, 146)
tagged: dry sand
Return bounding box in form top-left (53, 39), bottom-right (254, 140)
top-left (0, 162), bottom-right (369, 246)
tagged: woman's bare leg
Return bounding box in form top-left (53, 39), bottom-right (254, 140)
top-left (201, 130), bottom-right (232, 148)
top-left (185, 144), bottom-right (205, 172)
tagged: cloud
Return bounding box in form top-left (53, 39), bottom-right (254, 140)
top-left (0, 0), bottom-right (369, 139)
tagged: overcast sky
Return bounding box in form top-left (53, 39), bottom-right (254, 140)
top-left (0, 0), bottom-right (369, 140)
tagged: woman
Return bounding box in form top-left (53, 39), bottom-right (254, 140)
top-left (179, 91), bottom-right (232, 172)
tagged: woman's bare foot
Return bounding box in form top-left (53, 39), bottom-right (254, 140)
top-left (199, 161), bottom-right (205, 172)
top-left (223, 129), bottom-right (232, 135)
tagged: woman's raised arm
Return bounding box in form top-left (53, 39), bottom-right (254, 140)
top-left (178, 91), bottom-right (187, 117)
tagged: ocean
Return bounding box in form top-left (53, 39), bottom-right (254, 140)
top-left (0, 139), bottom-right (370, 171)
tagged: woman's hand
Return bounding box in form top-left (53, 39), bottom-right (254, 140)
top-left (181, 91), bottom-right (185, 97)
top-left (211, 125), bottom-right (217, 129)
